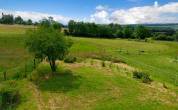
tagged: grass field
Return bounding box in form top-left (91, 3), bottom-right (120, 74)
top-left (0, 25), bottom-right (178, 110)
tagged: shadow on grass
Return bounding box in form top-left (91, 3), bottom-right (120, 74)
top-left (38, 71), bottom-right (82, 93)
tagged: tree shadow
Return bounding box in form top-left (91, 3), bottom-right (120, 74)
top-left (37, 71), bottom-right (82, 93)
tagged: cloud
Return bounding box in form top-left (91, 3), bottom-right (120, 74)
top-left (89, 5), bottom-right (111, 24)
top-left (0, 1), bottom-right (178, 25)
top-left (0, 9), bottom-right (70, 24)
top-left (90, 2), bottom-right (178, 24)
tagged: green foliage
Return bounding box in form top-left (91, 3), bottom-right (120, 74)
top-left (123, 26), bottom-right (134, 38)
top-left (64, 55), bottom-right (77, 63)
top-left (68, 20), bottom-right (123, 38)
top-left (153, 33), bottom-right (175, 41)
top-left (28, 63), bottom-right (51, 81)
top-left (25, 26), bottom-right (72, 72)
top-left (26, 19), bottom-right (33, 25)
top-left (0, 81), bottom-right (20, 110)
top-left (0, 13), bottom-right (14, 24)
top-left (39, 17), bottom-right (62, 31)
top-left (133, 71), bottom-right (152, 84)
top-left (135, 25), bottom-right (151, 39)
top-left (14, 16), bottom-right (23, 24)
top-left (174, 32), bottom-right (178, 41)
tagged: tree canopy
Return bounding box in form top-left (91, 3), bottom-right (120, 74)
top-left (25, 26), bottom-right (72, 73)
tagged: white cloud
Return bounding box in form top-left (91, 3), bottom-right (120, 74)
top-left (90, 5), bottom-right (111, 24)
top-left (0, 9), bottom-right (70, 24)
top-left (90, 2), bottom-right (178, 24)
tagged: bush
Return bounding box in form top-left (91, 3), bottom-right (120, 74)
top-left (28, 63), bottom-right (51, 81)
top-left (0, 81), bottom-right (20, 110)
top-left (64, 56), bottom-right (77, 63)
top-left (133, 71), bottom-right (152, 84)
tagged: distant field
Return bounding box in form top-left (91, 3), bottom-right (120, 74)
top-left (0, 24), bottom-right (35, 34)
top-left (0, 25), bottom-right (178, 110)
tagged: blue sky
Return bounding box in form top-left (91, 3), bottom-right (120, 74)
top-left (0, 0), bottom-right (178, 24)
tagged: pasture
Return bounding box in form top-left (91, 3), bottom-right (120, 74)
top-left (0, 25), bottom-right (178, 110)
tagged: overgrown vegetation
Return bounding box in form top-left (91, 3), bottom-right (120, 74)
top-left (64, 55), bottom-right (77, 63)
top-left (0, 81), bottom-right (20, 110)
top-left (133, 71), bottom-right (152, 84)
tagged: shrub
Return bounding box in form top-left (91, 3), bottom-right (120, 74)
top-left (0, 81), bottom-right (20, 110)
top-left (64, 56), bottom-right (77, 63)
top-left (133, 71), bottom-right (152, 84)
top-left (28, 63), bottom-right (51, 81)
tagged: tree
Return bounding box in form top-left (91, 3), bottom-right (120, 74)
top-left (0, 13), bottom-right (14, 24)
top-left (27, 19), bottom-right (33, 25)
top-left (116, 30), bottom-right (123, 38)
top-left (14, 16), bottom-right (23, 24)
top-left (174, 32), bottom-right (178, 41)
top-left (52, 21), bottom-right (62, 31)
top-left (123, 26), bottom-right (134, 38)
top-left (135, 25), bottom-right (151, 39)
top-left (25, 26), bottom-right (72, 73)
top-left (68, 20), bottom-right (76, 34)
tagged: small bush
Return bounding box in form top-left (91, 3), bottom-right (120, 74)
top-left (64, 56), bottom-right (77, 63)
top-left (133, 71), bottom-right (152, 84)
top-left (0, 81), bottom-right (20, 110)
top-left (28, 63), bottom-right (51, 81)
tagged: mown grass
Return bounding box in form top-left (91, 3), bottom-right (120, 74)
top-left (0, 25), bottom-right (177, 110)
top-left (28, 62), bottom-right (178, 110)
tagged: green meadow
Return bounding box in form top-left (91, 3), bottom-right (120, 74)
top-left (0, 25), bottom-right (178, 110)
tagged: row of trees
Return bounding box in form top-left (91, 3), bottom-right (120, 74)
top-left (0, 13), bottom-right (33, 25)
top-left (67, 20), bottom-right (178, 41)
top-left (68, 20), bottom-right (151, 39)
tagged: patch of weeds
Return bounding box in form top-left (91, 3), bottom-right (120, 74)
top-left (0, 81), bottom-right (20, 110)
top-left (28, 63), bottom-right (51, 82)
top-left (133, 71), bottom-right (152, 84)
top-left (64, 55), bottom-right (77, 63)
top-left (111, 57), bottom-right (126, 64)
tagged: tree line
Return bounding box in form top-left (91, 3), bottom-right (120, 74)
top-left (67, 20), bottom-right (178, 41)
top-left (0, 13), bottom-right (34, 25)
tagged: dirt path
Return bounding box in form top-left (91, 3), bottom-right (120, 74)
top-left (28, 83), bottom-right (46, 110)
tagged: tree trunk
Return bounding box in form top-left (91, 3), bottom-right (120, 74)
top-left (50, 60), bottom-right (56, 74)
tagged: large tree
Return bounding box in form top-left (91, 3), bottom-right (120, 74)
top-left (25, 26), bottom-right (72, 73)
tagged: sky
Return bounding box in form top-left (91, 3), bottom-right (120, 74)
top-left (0, 0), bottom-right (178, 24)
